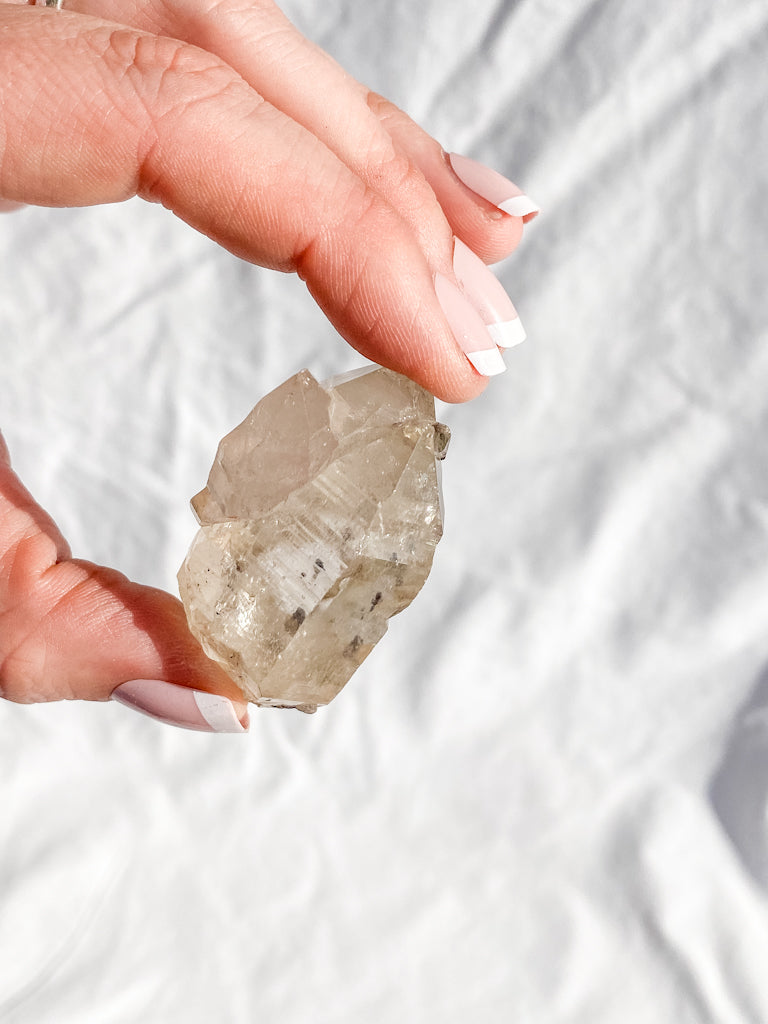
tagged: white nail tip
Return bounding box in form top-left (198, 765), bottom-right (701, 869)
top-left (487, 318), bottom-right (527, 349)
top-left (193, 690), bottom-right (247, 733)
top-left (466, 348), bottom-right (507, 376)
top-left (498, 195), bottom-right (540, 217)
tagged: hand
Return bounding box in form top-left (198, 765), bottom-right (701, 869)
top-left (0, 0), bottom-right (538, 730)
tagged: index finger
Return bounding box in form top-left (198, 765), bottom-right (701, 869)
top-left (0, 7), bottom-right (497, 400)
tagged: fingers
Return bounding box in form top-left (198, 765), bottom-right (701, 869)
top-left (366, 96), bottom-right (540, 262)
top-left (73, 0), bottom-right (535, 266)
top-left (0, 7), bottom-right (502, 399)
top-left (0, 435), bottom-right (249, 730)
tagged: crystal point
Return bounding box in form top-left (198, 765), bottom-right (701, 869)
top-left (178, 366), bottom-right (449, 710)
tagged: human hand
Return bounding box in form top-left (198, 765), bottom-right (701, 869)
top-left (0, 0), bottom-right (538, 730)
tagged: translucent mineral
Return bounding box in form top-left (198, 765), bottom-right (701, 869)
top-left (178, 365), bottom-right (449, 713)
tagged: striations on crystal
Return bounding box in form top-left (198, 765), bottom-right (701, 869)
top-left (178, 365), bottom-right (449, 712)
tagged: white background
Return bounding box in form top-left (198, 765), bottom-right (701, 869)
top-left (2, 0), bottom-right (768, 1021)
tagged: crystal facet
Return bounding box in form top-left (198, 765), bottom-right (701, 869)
top-left (178, 366), bottom-right (449, 712)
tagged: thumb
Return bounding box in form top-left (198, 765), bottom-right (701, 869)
top-left (0, 433), bottom-right (249, 733)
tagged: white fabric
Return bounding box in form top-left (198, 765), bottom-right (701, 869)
top-left (2, 0), bottom-right (767, 1020)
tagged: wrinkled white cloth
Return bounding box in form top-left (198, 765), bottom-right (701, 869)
top-left (2, 0), bottom-right (767, 1021)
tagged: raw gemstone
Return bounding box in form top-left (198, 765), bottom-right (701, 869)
top-left (178, 366), bottom-right (449, 713)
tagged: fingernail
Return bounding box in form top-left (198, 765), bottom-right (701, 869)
top-left (452, 238), bottom-right (526, 349)
top-left (434, 272), bottom-right (506, 377)
top-left (111, 679), bottom-right (249, 733)
top-left (449, 153), bottom-right (540, 220)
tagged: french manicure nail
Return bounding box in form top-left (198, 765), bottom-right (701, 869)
top-left (449, 153), bottom-right (540, 219)
top-left (452, 238), bottom-right (526, 349)
top-left (111, 679), bottom-right (249, 733)
top-left (434, 272), bottom-right (506, 377)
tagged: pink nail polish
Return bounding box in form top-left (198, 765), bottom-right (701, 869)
top-left (449, 153), bottom-right (540, 220)
top-left (452, 238), bottom-right (526, 349)
top-left (434, 272), bottom-right (506, 377)
top-left (111, 679), bottom-right (249, 733)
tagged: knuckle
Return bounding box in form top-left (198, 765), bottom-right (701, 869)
top-left (84, 27), bottom-right (257, 200)
top-left (92, 28), bottom-right (238, 118)
top-left (368, 146), bottom-right (414, 193)
top-left (365, 89), bottom-right (402, 126)
top-left (293, 186), bottom-right (392, 335)
top-left (85, 26), bottom-right (254, 146)
top-left (364, 89), bottom-right (418, 144)
top-left (370, 150), bottom-right (449, 252)
top-left (362, 137), bottom-right (430, 213)
top-left (359, 101), bottom-right (443, 223)
top-left (362, 91), bottom-right (451, 252)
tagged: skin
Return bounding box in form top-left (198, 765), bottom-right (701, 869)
top-left (0, 0), bottom-right (529, 712)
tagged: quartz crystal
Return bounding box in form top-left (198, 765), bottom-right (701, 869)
top-left (178, 366), bottom-right (449, 713)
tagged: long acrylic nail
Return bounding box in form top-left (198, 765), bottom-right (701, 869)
top-left (452, 238), bottom-right (526, 349)
top-left (449, 153), bottom-right (540, 219)
top-left (434, 272), bottom-right (506, 376)
top-left (111, 679), bottom-right (249, 733)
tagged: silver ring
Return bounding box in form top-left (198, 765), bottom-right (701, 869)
top-left (33, 0), bottom-right (64, 8)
